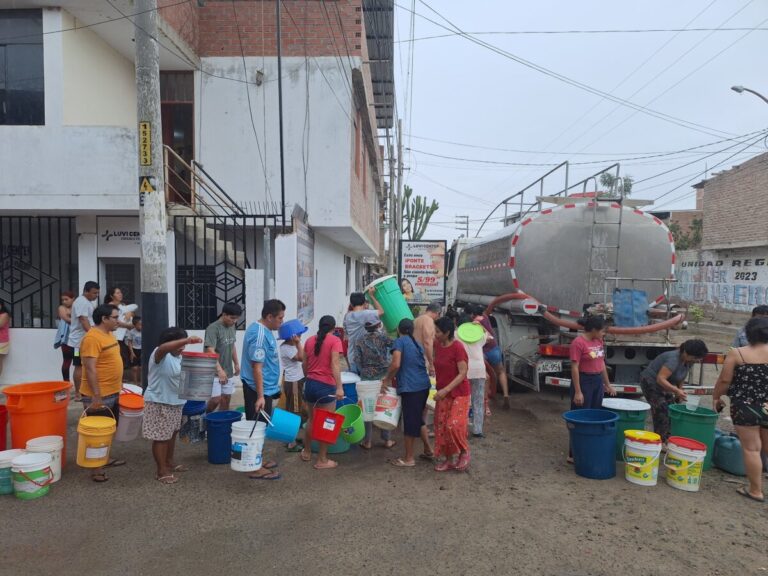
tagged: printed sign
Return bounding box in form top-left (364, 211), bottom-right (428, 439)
top-left (97, 217), bottom-right (141, 258)
top-left (139, 121), bottom-right (152, 166)
top-left (399, 240), bottom-right (447, 305)
top-left (296, 219), bottom-right (315, 324)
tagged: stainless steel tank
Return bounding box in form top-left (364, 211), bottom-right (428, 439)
top-left (456, 202), bottom-right (675, 314)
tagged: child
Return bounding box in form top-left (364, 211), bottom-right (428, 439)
top-left (126, 316), bottom-right (142, 388)
top-left (278, 320), bottom-right (308, 452)
top-left (142, 327), bottom-right (202, 484)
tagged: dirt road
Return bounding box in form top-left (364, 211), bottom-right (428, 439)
top-left (1, 387), bottom-right (765, 576)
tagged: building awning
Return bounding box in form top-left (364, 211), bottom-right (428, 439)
top-left (363, 0), bottom-right (394, 130)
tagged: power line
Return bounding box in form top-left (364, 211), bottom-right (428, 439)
top-left (319, 0), bottom-right (355, 99)
top-left (403, 1), bottom-right (735, 138)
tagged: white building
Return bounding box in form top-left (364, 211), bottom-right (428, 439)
top-left (0, 1), bottom-right (394, 384)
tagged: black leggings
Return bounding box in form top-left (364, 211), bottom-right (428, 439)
top-left (61, 345), bottom-right (74, 381)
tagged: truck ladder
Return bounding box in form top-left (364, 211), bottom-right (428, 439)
top-left (587, 183), bottom-right (625, 307)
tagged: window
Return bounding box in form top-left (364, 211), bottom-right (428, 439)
top-left (345, 255), bottom-right (352, 295)
top-left (0, 10), bottom-right (44, 125)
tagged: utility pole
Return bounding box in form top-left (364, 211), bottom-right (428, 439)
top-left (455, 215), bottom-right (469, 238)
top-left (386, 127), bottom-right (395, 274)
top-left (276, 0), bottom-right (287, 233)
top-left (135, 0), bottom-right (168, 388)
top-left (395, 119), bottom-right (404, 274)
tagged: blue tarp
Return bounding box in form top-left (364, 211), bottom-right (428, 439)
top-left (612, 288), bottom-right (648, 327)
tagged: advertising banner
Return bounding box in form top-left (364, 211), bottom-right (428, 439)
top-left (399, 240), bottom-right (446, 305)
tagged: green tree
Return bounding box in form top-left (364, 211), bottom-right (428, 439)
top-left (669, 218), bottom-right (702, 250)
top-left (599, 173), bottom-right (634, 197)
top-left (401, 185), bottom-right (439, 240)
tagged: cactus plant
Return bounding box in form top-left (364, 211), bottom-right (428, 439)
top-left (401, 185), bottom-right (439, 240)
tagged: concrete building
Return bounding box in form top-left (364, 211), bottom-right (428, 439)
top-left (0, 1), bottom-right (394, 384)
top-left (672, 152), bottom-right (768, 312)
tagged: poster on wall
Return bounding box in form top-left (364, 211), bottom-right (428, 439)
top-left (97, 217), bottom-right (141, 258)
top-left (399, 240), bottom-right (447, 305)
top-left (296, 220), bottom-right (315, 325)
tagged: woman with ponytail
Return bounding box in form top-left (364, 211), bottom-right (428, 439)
top-left (383, 318), bottom-right (434, 467)
top-left (301, 315), bottom-right (345, 469)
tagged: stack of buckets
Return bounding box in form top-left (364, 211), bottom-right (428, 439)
top-left (0, 434), bottom-right (62, 500)
top-left (115, 388), bottom-right (144, 442)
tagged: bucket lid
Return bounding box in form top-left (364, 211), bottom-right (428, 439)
top-left (121, 384), bottom-right (143, 395)
top-left (11, 452), bottom-right (52, 470)
top-left (0, 449), bottom-right (26, 465)
top-left (26, 435), bottom-right (64, 450)
top-left (341, 371), bottom-right (361, 385)
top-left (668, 436), bottom-right (707, 452)
top-left (78, 415), bottom-right (117, 432)
top-left (624, 430), bottom-right (661, 444)
top-left (182, 351), bottom-right (218, 359)
top-left (602, 398), bottom-right (651, 412)
top-left (457, 322), bottom-right (484, 344)
top-left (119, 394), bottom-right (145, 410)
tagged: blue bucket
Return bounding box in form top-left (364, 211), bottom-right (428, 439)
top-left (264, 408), bottom-right (301, 443)
top-left (563, 409), bottom-right (618, 480)
top-left (182, 400), bottom-right (207, 416)
top-left (205, 411), bottom-right (242, 464)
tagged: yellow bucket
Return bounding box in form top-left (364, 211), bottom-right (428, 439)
top-left (623, 430), bottom-right (662, 487)
top-left (76, 412), bottom-right (117, 469)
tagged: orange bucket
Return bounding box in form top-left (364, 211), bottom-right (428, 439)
top-left (118, 393), bottom-right (144, 412)
top-left (2, 381), bottom-right (71, 463)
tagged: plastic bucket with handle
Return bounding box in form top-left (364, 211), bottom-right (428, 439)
top-left (669, 405), bottom-right (717, 470)
top-left (602, 398), bottom-right (650, 460)
top-left (356, 381), bottom-right (380, 422)
top-left (115, 392), bottom-right (144, 443)
top-left (230, 420), bottom-right (266, 472)
top-left (25, 435), bottom-right (64, 483)
top-left (263, 408), bottom-right (301, 443)
top-left (11, 452), bottom-right (53, 500)
top-left (337, 372), bottom-right (361, 408)
top-left (664, 436), bottom-right (706, 492)
top-left (365, 275), bottom-right (414, 334)
top-left (311, 397), bottom-right (345, 445)
top-left (205, 410), bottom-right (242, 464)
top-left (76, 410), bottom-right (117, 468)
top-left (337, 404), bottom-right (365, 444)
top-left (0, 449), bottom-right (25, 495)
top-left (622, 430), bottom-right (662, 487)
top-left (179, 352), bottom-right (218, 400)
top-left (373, 387), bottom-right (401, 431)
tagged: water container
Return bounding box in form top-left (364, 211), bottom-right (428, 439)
top-left (179, 352), bottom-right (218, 400)
top-left (204, 411), bottom-right (242, 464)
top-left (365, 275), bottom-right (414, 334)
top-left (669, 405), bottom-right (718, 470)
top-left (563, 409), bottom-right (618, 480)
top-left (337, 372), bottom-right (361, 408)
top-left (602, 398), bottom-right (650, 460)
top-left (713, 432), bottom-right (746, 476)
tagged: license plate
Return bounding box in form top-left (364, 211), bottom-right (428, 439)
top-left (538, 360), bottom-right (562, 373)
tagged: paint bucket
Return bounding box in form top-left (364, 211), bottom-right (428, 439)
top-left (603, 398), bottom-right (651, 460)
top-left (664, 436), bottom-right (707, 492)
top-left (3, 381), bottom-right (71, 462)
top-left (204, 410), bottom-right (242, 464)
top-left (356, 380), bottom-right (380, 422)
top-left (669, 405), bottom-right (717, 470)
top-left (0, 449), bottom-right (25, 495)
top-left (622, 430), bottom-right (662, 487)
top-left (115, 393), bottom-right (144, 443)
top-left (230, 420), bottom-right (267, 472)
top-left (563, 409), bottom-right (618, 480)
top-left (337, 404), bottom-right (365, 444)
top-left (337, 372), bottom-right (361, 408)
top-left (365, 275), bottom-right (414, 334)
top-left (11, 452), bottom-right (53, 500)
top-left (373, 387), bottom-right (401, 431)
top-left (179, 352), bottom-right (218, 400)
top-left (76, 411), bottom-right (117, 468)
top-left (263, 408), bottom-right (301, 443)
top-left (25, 435), bottom-right (64, 483)
top-left (311, 401), bottom-right (345, 445)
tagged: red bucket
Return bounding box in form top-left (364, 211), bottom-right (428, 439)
top-left (311, 408), bottom-right (344, 445)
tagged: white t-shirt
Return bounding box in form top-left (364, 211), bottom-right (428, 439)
top-left (279, 343), bottom-right (304, 382)
top-left (115, 303), bottom-right (138, 342)
top-left (461, 333), bottom-right (488, 379)
top-left (67, 295), bottom-right (96, 349)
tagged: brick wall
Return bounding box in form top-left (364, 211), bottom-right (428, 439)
top-left (197, 0), bottom-right (363, 58)
top-left (702, 152), bottom-right (768, 249)
top-left (159, 0), bottom-right (199, 51)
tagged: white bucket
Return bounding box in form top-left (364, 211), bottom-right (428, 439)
top-left (373, 387), bottom-right (401, 431)
top-left (230, 420), bottom-right (266, 472)
top-left (25, 436), bottom-right (64, 483)
top-left (665, 438), bottom-right (706, 492)
top-left (115, 409), bottom-right (144, 442)
top-left (179, 352), bottom-right (218, 400)
top-left (0, 449), bottom-right (26, 495)
top-left (356, 380), bottom-right (381, 422)
top-left (11, 452), bottom-right (53, 500)
top-left (623, 438), bottom-right (662, 487)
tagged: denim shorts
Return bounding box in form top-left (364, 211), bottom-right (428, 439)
top-left (303, 378), bottom-right (337, 407)
top-left (484, 346), bottom-right (503, 366)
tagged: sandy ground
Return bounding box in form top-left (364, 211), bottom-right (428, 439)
top-left (1, 384), bottom-right (766, 576)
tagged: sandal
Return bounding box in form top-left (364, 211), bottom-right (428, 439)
top-left (359, 442), bottom-right (372, 450)
top-left (419, 452), bottom-right (435, 462)
top-left (313, 459), bottom-right (338, 470)
top-left (157, 475), bottom-right (178, 485)
top-left (263, 461), bottom-right (278, 470)
top-left (91, 472), bottom-right (109, 483)
top-left (285, 444), bottom-right (303, 453)
top-left (105, 459), bottom-right (126, 468)
top-left (382, 440), bottom-right (397, 449)
top-left (249, 470), bottom-right (282, 480)
top-left (434, 460), bottom-right (455, 472)
top-left (300, 449), bottom-right (311, 462)
top-left (456, 453), bottom-right (471, 472)
top-left (172, 464), bottom-right (189, 472)
top-left (736, 486), bottom-right (765, 503)
top-left (390, 458), bottom-right (416, 468)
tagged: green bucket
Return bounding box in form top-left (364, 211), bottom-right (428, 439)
top-left (336, 404), bottom-right (365, 444)
top-left (366, 275), bottom-right (414, 334)
top-left (603, 399), bottom-right (650, 461)
top-left (669, 404), bottom-right (718, 470)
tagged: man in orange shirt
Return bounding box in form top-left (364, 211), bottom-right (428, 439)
top-left (80, 304), bottom-right (125, 482)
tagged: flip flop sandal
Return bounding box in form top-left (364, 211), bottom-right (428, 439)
top-left (418, 453), bottom-right (435, 462)
top-left (263, 461), bottom-right (278, 470)
top-left (157, 475), bottom-right (178, 485)
top-left (285, 444), bottom-right (304, 453)
top-left (390, 458), bottom-right (416, 468)
top-left (736, 486), bottom-right (765, 503)
top-left (105, 459), bottom-right (126, 468)
top-left (91, 472), bottom-right (109, 483)
top-left (313, 460), bottom-right (338, 470)
top-left (249, 471), bottom-right (282, 480)
top-left (172, 464), bottom-right (189, 472)
top-left (359, 442), bottom-right (373, 450)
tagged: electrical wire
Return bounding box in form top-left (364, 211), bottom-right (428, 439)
top-left (319, 0), bottom-right (355, 98)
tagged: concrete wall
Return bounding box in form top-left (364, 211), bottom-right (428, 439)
top-left (701, 152), bottom-right (768, 249)
top-left (673, 247), bottom-right (768, 312)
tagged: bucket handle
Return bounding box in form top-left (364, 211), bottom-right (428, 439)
top-left (622, 445), bottom-right (661, 467)
top-left (80, 405), bottom-right (117, 421)
top-left (312, 395), bottom-right (345, 409)
top-left (18, 466), bottom-right (54, 488)
top-left (663, 453), bottom-right (701, 473)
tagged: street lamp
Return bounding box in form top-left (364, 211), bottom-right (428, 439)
top-left (731, 85), bottom-right (768, 105)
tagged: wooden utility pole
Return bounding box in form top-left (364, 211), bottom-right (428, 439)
top-left (135, 0), bottom-right (168, 388)
top-left (387, 127), bottom-right (396, 274)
